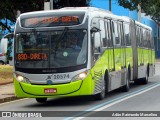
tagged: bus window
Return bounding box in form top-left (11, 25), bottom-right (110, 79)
top-left (149, 31), bottom-right (154, 49)
top-left (146, 30), bottom-right (150, 48)
top-left (136, 26), bottom-right (139, 47)
top-left (124, 23), bottom-right (131, 46)
top-left (151, 32), bottom-right (154, 49)
top-left (139, 27), bottom-right (143, 47)
top-left (105, 20), bottom-right (112, 47)
top-left (148, 31), bottom-right (151, 49)
top-left (118, 22), bottom-right (124, 46)
top-left (143, 29), bottom-right (148, 48)
top-left (99, 20), bottom-right (107, 47)
top-left (112, 21), bottom-right (120, 47)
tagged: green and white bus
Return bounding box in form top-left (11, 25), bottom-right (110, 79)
top-left (1, 7), bottom-right (155, 103)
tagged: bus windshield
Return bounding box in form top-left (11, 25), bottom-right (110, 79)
top-left (15, 29), bottom-right (87, 69)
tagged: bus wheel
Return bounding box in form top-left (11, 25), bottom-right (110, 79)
top-left (36, 98), bottom-right (47, 103)
top-left (135, 68), bottom-right (149, 85)
top-left (122, 70), bottom-right (130, 92)
top-left (94, 79), bottom-right (106, 100)
top-left (141, 71), bottom-right (148, 84)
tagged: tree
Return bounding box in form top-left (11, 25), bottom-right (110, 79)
top-left (118, 0), bottom-right (160, 24)
top-left (0, 0), bottom-right (90, 32)
top-left (0, 0), bottom-right (44, 33)
top-left (53, 0), bottom-right (90, 9)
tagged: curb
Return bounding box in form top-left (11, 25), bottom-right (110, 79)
top-left (0, 81), bottom-right (13, 85)
top-left (0, 96), bottom-right (23, 104)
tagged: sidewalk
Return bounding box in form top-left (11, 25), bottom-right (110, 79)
top-left (0, 83), bottom-right (18, 103)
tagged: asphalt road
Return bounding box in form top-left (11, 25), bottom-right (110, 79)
top-left (0, 63), bottom-right (160, 120)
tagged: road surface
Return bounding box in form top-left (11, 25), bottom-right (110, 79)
top-left (0, 63), bottom-right (160, 120)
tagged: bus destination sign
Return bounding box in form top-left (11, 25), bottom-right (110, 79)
top-left (22, 16), bottom-right (80, 27)
top-left (17, 53), bottom-right (47, 61)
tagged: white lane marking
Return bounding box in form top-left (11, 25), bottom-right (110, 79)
top-left (73, 83), bottom-right (160, 120)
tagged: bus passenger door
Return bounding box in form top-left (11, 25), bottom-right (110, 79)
top-left (124, 22), bottom-right (132, 78)
top-left (110, 21), bottom-right (122, 90)
top-left (119, 22), bottom-right (126, 86)
top-left (106, 21), bottom-right (114, 73)
top-left (104, 20), bottom-right (114, 91)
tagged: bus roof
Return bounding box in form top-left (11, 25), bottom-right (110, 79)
top-left (19, 7), bottom-right (112, 16)
top-left (19, 7), bottom-right (130, 23)
top-left (18, 7), bottom-right (151, 30)
top-left (135, 21), bottom-right (152, 30)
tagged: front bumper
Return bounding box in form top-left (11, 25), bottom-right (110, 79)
top-left (14, 74), bottom-right (94, 98)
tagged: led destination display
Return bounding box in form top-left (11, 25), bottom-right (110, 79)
top-left (17, 53), bottom-right (47, 61)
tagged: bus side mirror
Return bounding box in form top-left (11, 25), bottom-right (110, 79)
top-left (93, 32), bottom-right (101, 54)
top-left (1, 38), bottom-right (8, 53)
top-left (91, 27), bottom-right (101, 34)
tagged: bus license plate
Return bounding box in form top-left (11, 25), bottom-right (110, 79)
top-left (44, 88), bottom-right (57, 94)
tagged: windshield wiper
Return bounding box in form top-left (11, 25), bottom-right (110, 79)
top-left (54, 27), bottom-right (68, 58)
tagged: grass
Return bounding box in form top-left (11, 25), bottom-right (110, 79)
top-left (0, 65), bottom-right (13, 84)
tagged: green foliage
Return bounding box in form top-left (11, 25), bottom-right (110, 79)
top-left (0, 0), bottom-right (44, 32)
top-left (118, 0), bottom-right (139, 11)
top-left (141, 0), bottom-right (160, 23)
top-left (53, 0), bottom-right (91, 9)
top-left (118, 0), bottom-right (160, 23)
top-left (0, 0), bottom-right (90, 31)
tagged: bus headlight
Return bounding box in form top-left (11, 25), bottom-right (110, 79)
top-left (13, 73), bottom-right (30, 83)
top-left (71, 70), bottom-right (89, 82)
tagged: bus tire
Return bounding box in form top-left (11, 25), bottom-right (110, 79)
top-left (141, 67), bottom-right (149, 84)
top-left (94, 87), bottom-right (105, 100)
top-left (94, 71), bottom-right (108, 100)
top-left (122, 69), bottom-right (130, 92)
top-left (94, 77), bottom-right (107, 100)
top-left (36, 98), bottom-right (47, 103)
top-left (135, 66), bottom-right (149, 85)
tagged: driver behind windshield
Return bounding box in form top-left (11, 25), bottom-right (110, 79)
top-left (70, 34), bottom-right (81, 50)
